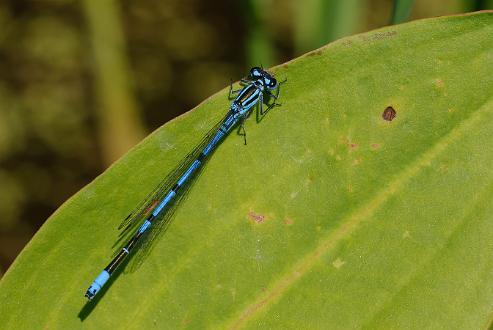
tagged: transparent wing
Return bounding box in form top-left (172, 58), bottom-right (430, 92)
top-left (117, 111), bottom-right (231, 232)
top-left (124, 165), bottom-right (200, 273)
top-left (112, 111), bottom-right (233, 266)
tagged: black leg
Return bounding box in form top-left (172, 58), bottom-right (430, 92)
top-left (228, 80), bottom-right (243, 99)
top-left (256, 93), bottom-right (268, 123)
top-left (259, 92), bottom-right (265, 115)
top-left (262, 99), bottom-right (280, 116)
top-left (237, 117), bottom-right (247, 145)
top-left (265, 90), bottom-right (278, 100)
top-left (256, 81), bottom-right (286, 123)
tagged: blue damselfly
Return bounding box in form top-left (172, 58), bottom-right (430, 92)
top-left (85, 67), bottom-right (284, 300)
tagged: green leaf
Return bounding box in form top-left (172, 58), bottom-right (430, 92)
top-left (1, 11), bottom-right (493, 328)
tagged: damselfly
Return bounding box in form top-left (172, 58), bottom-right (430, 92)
top-left (85, 67), bottom-right (284, 300)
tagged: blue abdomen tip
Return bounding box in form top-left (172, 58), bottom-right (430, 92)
top-left (85, 270), bottom-right (110, 300)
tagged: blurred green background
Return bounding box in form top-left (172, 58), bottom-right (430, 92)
top-left (0, 0), bottom-right (491, 276)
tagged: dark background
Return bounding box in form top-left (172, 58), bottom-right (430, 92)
top-left (0, 0), bottom-right (490, 275)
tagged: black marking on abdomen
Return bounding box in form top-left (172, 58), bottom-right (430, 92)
top-left (197, 152), bottom-right (206, 162)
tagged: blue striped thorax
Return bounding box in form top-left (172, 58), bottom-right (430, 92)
top-left (233, 67), bottom-right (278, 118)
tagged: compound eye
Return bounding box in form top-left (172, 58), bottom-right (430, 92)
top-left (250, 67), bottom-right (263, 78)
top-left (266, 77), bottom-right (277, 89)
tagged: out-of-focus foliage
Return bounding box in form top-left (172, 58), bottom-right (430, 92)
top-left (293, 0), bottom-right (364, 53)
top-left (0, 0), bottom-right (490, 274)
top-left (391, 0), bottom-right (415, 23)
top-left (82, 0), bottom-right (146, 165)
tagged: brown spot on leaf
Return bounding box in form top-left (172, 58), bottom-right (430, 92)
top-left (434, 78), bottom-right (444, 88)
top-left (370, 143), bottom-right (381, 150)
top-left (284, 218), bottom-right (294, 226)
top-left (248, 210), bottom-right (265, 223)
top-left (361, 30), bottom-right (397, 42)
top-left (382, 106), bottom-right (396, 121)
top-left (343, 138), bottom-right (358, 150)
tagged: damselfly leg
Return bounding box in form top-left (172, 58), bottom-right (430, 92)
top-left (237, 116), bottom-right (247, 145)
top-left (228, 80), bottom-right (243, 99)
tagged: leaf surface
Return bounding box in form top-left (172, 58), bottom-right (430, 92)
top-left (1, 11), bottom-right (493, 329)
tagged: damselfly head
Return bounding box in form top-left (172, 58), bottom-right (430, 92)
top-left (249, 67), bottom-right (277, 90)
top-left (250, 67), bottom-right (263, 79)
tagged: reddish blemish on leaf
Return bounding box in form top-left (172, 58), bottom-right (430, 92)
top-left (344, 138), bottom-right (358, 150)
top-left (248, 211), bottom-right (265, 223)
top-left (434, 78), bottom-right (445, 88)
top-left (370, 143), bottom-right (381, 150)
top-left (284, 218), bottom-right (294, 226)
